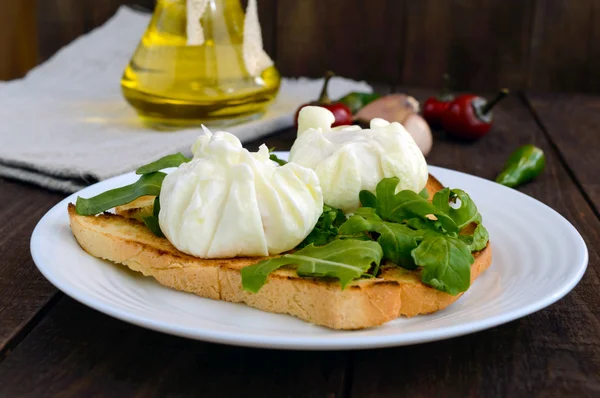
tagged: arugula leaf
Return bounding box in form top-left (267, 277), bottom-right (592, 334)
top-left (340, 215), bottom-right (421, 270)
top-left (298, 205), bottom-right (346, 248)
top-left (405, 217), bottom-right (443, 233)
top-left (459, 224), bottom-right (489, 252)
top-left (136, 153), bottom-right (190, 175)
top-left (471, 224), bottom-right (489, 251)
top-left (76, 172), bottom-right (166, 216)
top-left (418, 188), bottom-right (429, 199)
top-left (431, 187), bottom-right (451, 213)
top-left (241, 239), bottom-right (383, 293)
top-left (375, 178), bottom-right (458, 233)
top-left (411, 231), bottom-right (474, 295)
top-left (352, 207), bottom-right (381, 221)
top-left (433, 188), bottom-right (481, 230)
top-left (269, 153), bottom-right (288, 166)
top-left (143, 215), bottom-right (164, 237)
top-left (142, 196), bottom-right (164, 237)
top-left (152, 195), bottom-right (160, 217)
top-left (359, 190), bottom-right (377, 208)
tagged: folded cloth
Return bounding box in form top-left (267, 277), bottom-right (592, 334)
top-left (0, 7), bottom-right (371, 193)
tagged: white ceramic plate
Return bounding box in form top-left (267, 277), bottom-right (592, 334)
top-left (31, 152), bottom-right (588, 350)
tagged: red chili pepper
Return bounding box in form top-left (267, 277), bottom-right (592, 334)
top-left (422, 74), bottom-right (454, 128)
top-left (295, 71), bottom-right (353, 128)
top-left (441, 89), bottom-right (510, 140)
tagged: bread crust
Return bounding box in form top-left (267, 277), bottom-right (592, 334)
top-left (70, 175), bottom-right (492, 329)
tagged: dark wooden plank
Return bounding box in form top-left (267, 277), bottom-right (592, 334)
top-left (588, 1), bottom-right (600, 92)
top-left (85, 1), bottom-right (154, 32)
top-left (528, 0), bottom-right (595, 92)
top-left (0, 0), bottom-right (37, 80)
top-left (0, 298), bottom-right (348, 397)
top-left (348, 89), bottom-right (600, 397)
top-left (29, 0), bottom-right (600, 93)
top-left (37, 0), bottom-right (86, 62)
top-left (275, 0), bottom-right (403, 83)
top-left (526, 92), bottom-right (600, 216)
top-left (36, 0), bottom-right (154, 62)
top-left (402, 0), bottom-right (533, 91)
top-left (0, 179), bottom-right (63, 355)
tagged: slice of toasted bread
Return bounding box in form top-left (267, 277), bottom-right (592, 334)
top-left (68, 175), bottom-right (491, 330)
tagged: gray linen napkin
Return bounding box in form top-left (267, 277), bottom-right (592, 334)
top-left (0, 7), bottom-right (371, 192)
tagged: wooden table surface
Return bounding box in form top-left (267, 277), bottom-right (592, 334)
top-left (0, 87), bottom-right (598, 397)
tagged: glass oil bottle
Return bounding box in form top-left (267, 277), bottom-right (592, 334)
top-left (121, 0), bottom-right (281, 128)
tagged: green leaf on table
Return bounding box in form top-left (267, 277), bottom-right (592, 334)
top-left (76, 172), bottom-right (166, 216)
top-left (136, 153), bottom-right (190, 175)
top-left (433, 188), bottom-right (482, 230)
top-left (411, 231), bottom-right (474, 295)
top-left (298, 205), bottom-right (346, 248)
top-left (241, 239), bottom-right (383, 293)
top-left (375, 178), bottom-right (458, 233)
top-left (340, 215), bottom-right (421, 270)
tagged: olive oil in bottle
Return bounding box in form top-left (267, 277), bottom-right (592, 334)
top-left (121, 0), bottom-right (281, 128)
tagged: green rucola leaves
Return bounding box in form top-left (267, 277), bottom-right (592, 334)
top-left (470, 224), bottom-right (489, 251)
top-left (339, 215), bottom-right (421, 270)
top-left (76, 152), bottom-right (191, 219)
top-left (375, 178), bottom-right (458, 232)
top-left (411, 231), bottom-right (474, 295)
top-left (433, 187), bottom-right (489, 249)
top-left (433, 188), bottom-right (481, 230)
top-left (269, 153), bottom-right (288, 166)
top-left (268, 147), bottom-right (288, 166)
top-left (297, 205), bottom-right (347, 248)
top-left (76, 172), bottom-right (166, 216)
top-left (143, 196), bottom-right (164, 237)
top-left (136, 153), bottom-right (191, 175)
top-left (241, 239), bottom-right (383, 293)
top-left (359, 190), bottom-right (378, 208)
top-left (459, 224), bottom-right (489, 252)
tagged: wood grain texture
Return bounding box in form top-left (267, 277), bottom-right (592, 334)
top-left (0, 179), bottom-right (63, 355)
top-left (0, 0), bottom-right (38, 80)
top-left (588, 1), bottom-right (600, 92)
top-left (17, 0), bottom-right (600, 92)
top-left (527, 92), bottom-right (600, 216)
top-left (347, 89), bottom-right (600, 397)
top-left (0, 297), bottom-right (348, 397)
top-left (275, 0), bottom-right (404, 83)
top-left (402, 0), bottom-right (533, 91)
top-left (37, 0), bottom-right (155, 62)
top-left (528, 0), bottom-right (595, 92)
